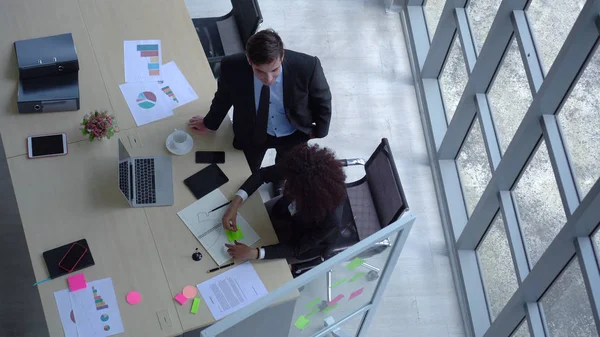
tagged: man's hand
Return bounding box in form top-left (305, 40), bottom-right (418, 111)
top-left (225, 241), bottom-right (259, 260)
top-left (222, 205), bottom-right (238, 232)
top-left (188, 116), bottom-right (211, 134)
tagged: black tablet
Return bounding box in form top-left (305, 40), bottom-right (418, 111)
top-left (42, 239), bottom-right (95, 279)
top-left (184, 164), bottom-right (229, 199)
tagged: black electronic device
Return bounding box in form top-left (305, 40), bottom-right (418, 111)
top-left (42, 239), bottom-right (95, 279)
top-left (195, 151), bottom-right (225, 164)
top-left (184, 164), bottom-right (229, 199)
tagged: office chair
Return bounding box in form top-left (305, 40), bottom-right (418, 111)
top-left (263, 138), bottom-right (409, 303)
top-left (192, 0), bottom-right (263, 78)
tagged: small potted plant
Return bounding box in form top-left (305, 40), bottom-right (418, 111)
top-left (81, 110), bottom-right (119, 141)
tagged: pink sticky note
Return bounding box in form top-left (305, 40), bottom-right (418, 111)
top-left (182, 285), bottom-right (197, 299)
top-left (126, 291), bottom-right (142, 305)
top-left (349, 287), bottom-right (364, 300)
top-left (328, 294), bottom-right (344, 306)
top-left (174, 293), bottom-right (188, 305)
top-left (67, 274), bottom-right (86, 292)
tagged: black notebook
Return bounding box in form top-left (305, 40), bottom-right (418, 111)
top-left (42, 239), bottom-right (95, 279)
top-left (184, 164), bottom-right (229, 199)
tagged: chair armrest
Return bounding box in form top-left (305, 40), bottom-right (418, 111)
top-left (338, 158), bottom-right (366, 167)
top-left (322, 244), bottom-right (353, 260)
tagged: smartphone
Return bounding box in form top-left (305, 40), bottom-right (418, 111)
top-left (195, 151), bottom-right (225, 164)
top-left (58, 242), bottom-right (88, 273)
top-left (27, 133), bottom-right (68, 159)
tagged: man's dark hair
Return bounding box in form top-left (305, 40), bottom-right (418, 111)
top-left (246, 29), bottom-right (284, 65)
top-left (280, 144), bottom-right (347, 222)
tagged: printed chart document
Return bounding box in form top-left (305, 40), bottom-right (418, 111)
top-left (197, 262), bottom-right (268, 320)
top-left (158, 61), bottom-right (199, 109)
top-left (54, 278), bottom-right (124, 337)
top-left (119, 81), bottom-right (174, 126)
top-left (124, 40), bottom-right (163, 82)
top-left (178, 189), bottom-right (260, 265)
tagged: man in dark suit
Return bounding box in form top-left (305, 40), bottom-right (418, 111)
top-left (188, 29), bottom-right (332, 173)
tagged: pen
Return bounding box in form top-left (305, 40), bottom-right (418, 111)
top-left (33, 277), bottom-right (51, 287)
top-left (209, 201), bottom-right (231, 213)
top-left (207, 262), bottom-right (235, 273)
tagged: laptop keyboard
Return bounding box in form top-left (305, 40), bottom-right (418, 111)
top-left (118, 161), bottom-right (129, 199)
top-left (134, 158), bottom-right (156, 204)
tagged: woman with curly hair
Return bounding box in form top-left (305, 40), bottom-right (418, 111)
top-left (222, 143), bottom-right (347, 262)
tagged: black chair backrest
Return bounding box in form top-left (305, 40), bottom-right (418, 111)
top-left (364, 138), bottom-right (409, 228)
top-left (231, 0), bottom-right (263, 46)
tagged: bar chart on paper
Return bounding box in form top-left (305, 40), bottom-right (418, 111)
top-left (137, 43), bottom-right (160, 76)
top-left (124, 40), bottom-right (163, 82)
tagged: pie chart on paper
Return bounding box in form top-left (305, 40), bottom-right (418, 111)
top-left (136, 91), bottom-right (157, 109)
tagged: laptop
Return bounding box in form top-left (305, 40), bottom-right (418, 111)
top-left (118, 139), bottom-right (174, 207)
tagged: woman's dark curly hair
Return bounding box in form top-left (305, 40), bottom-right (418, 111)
top-left (280, 144), bottom-right (347, 222)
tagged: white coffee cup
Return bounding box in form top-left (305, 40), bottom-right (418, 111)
top-left (167, 129), bottom-right (192, 153)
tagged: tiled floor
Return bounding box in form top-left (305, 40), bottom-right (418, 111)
top-left (185, 0), bottom-right (465, 336)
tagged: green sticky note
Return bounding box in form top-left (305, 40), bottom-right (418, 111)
top-left (350, 272), bottom-right (366, 282)
top-left (331, 278), bottom-right (347, 288)
top-left (346, 257), bottom-right (365, 271)
top-left (306, 308), bottom-right (319, 318)
top-left (225, 228), bottom-right (244, 242)
top-left (190, 298), bottom-right (200, 314)
top-left (323, 304), bottom-right (338, 314)
top-left (305, 297), bottom-right (322, 309)
top-left (294, 315), bottom-right (310, 330)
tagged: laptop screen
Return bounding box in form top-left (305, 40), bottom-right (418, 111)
top-left (117, 139), bottom-right (132, 203)
top-left (118, 139), bottom-right (131, 161)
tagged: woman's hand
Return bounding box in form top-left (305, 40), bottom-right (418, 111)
top-left (188, 116), bottom-right (210, 134)
top-left (221, 205), bottom-right (238, 232)
top-left (225, 241), bottom-right (259, 260)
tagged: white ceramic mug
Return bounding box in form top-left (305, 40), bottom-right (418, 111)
top-left (168, 129), bottom-right (191, 151)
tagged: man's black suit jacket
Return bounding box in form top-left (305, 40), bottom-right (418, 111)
top-left (239, 165), bottom-right (342, 260)
top-left (203, 50), bottom-right (332, 150)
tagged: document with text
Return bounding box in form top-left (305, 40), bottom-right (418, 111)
top-left (197, 262), bottom-right (268, 320)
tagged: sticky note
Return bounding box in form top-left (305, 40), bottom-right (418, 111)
top-left (349, 272), bottom-right (365, 282)
top-left (305, 297), bottom-right (322, 309)
top-left (190, 298), bottom-right (201, 314)
top-left (225, 228), bottom-right (244, 242)
top-left (294, 315), bottom-right (310, 331)
top-left (331, 278), bottom-right (346, 288)
top-left (346, 257), bottom-right (365, 270)
top-left (183, 285), bottom-right (197, 299)
top-left (126, 291), bottom-right (142, 305)
top-left (323, 304), bottom-right (338, 314)
top-left (67, 274), bottom-right (86, 292)
top-left (328, 294), bottom-right (344, 306)
top-left (306, 308), bottom-right (319, 318)
top-left (349, 287), bottom-right (364, 300)
top-left (174, 293), bottom-right (188, 305)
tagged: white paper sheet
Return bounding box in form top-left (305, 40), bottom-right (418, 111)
top-left (197, 262), bottom-right (268, 320)
top-left (177, 189), bottom-right (260, 265)
top-left (54, 277), bottom-right (125, 337)
top-left (158, 61), bottom-right (199, 109)
top-left (119, 81), bottom-right (174, 126)
top-left (124, 40), bottom-right (163, 82)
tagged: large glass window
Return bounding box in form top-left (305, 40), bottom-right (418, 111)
top-left (556, 46), bottom-right (600, 200)
top-left (477, 213), bottom-right (518, 321)
top-left (466, 0), bottom-right (503, 54)
top-left (439, 35), bottom-right (468, 124)
top-left (456, 117), bottom-right (492, 216)
top-left (512, 320), bottom-right (531, 337)
top-left (512, 140), bottom-right (566, 267)
top-left (527, 0), bottom-right (586, 74)
top-left (540, 259), bottom-right (598, 337)
top-left (424, 0), bottom-right (445, 41)
top-left (487, 38), bottom-right (532, 154)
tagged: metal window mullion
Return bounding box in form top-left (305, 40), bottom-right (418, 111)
top-left (405, 6), bottom-right (431, 71)
top-left (511, 10), bottom-right (544, 94)
top-left (455, 8), bottom-right (477, 73)
top-left (475, 94), bottom-right (502, 170)
top-left (421, 0), bottom-right (461, 78)
top-left (541, 115), bottom-right (580, 216)
top-left (459, 250), bottom-right (490, 337)
top-left (575, 237), bottom-right (600, 336)
top-left (499, 191), bottom-right (529, 284)
top-left (456, 184), bottom-right (500, 249)
top-left (440, 159), bottom-right (469, 239)
top-left (525, 302), bottom-right (547, 337)
top-left (423, 79), bottom-right (449, 150)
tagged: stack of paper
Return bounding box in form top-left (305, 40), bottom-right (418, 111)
top-left (120, 40), bottom-right (198, 126)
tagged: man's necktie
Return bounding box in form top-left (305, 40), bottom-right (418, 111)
top-left (253, 84), bottom-right (270, 144)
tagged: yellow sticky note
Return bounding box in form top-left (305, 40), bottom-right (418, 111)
top-left (190, 298), bottom-right (200, 314)
top-left (294, 315), bottom-right (310, 330)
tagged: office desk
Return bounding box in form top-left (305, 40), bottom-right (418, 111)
top-left (0, 0), bottom-right (294, 335)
